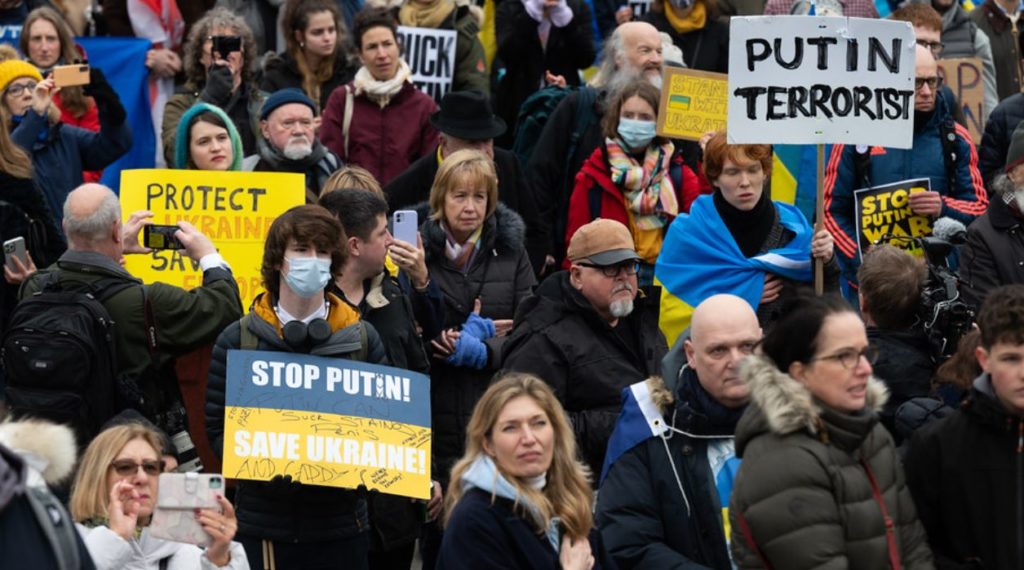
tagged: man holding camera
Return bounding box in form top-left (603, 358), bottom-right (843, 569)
top-left (18, 183), bottom-right (243, 464)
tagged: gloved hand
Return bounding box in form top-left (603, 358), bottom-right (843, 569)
top-left (460, 312), bottom-right (495, 340)
top-left (266, 474), bottom-right (302, 491)
top-left (83, 66), bottom-right (126, 125)
top-left (201, 63), bottom-right (234, 105)
top-left (446, 332), bottom-right (488, 369)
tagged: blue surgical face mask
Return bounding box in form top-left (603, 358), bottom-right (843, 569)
top-left (618, 118), bottom-right (657, 151)
top-left (284, 256), bottom-right (332, 298)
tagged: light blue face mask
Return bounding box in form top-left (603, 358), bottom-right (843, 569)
top-left (618, 118), bottom-right (657, 152)
top-left (284, 256), bottom-right (331, 298)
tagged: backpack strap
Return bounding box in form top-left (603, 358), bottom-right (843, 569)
top-left (24, 484), bottom-right (81, 570)
top-left (356, 322), bottom-right (368, 362)
top-left (239, 313), bottom-right (258, 351)
top-left (343, 85), bottom-right (354, 159)
top-left (588, 184), bottom-right (603, 221)
top-left (939, 118), bottom-right (958, 195)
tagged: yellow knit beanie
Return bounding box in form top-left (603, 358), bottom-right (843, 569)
top-left (0, 60), bottom-right (43, 93)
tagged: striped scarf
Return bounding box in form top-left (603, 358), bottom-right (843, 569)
top-left (443, 222), bottom-right (484, 272)
top-left (606, 138), bottom-right (678, 229)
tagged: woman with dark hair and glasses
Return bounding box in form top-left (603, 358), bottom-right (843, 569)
top-left (69, 423), bottom-right (248, 569)
top-left (727, 292), bottom-right (934, 569)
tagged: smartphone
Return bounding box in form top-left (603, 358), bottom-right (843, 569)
top-left (392, 210), bottom-right (418, 246)
top-left (149, 473), bottom-right (224, 547)
top-left (211, 35), bottom-right (242, 59)
top-left (3, 237), bottom-right (27, 273)
top-left (143, 224), bottom-right (184, 250)
top-left (52, 64), bottom-right (90, 88)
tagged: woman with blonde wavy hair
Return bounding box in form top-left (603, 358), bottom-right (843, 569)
top-left (438, 373), bottom-right (615, 570)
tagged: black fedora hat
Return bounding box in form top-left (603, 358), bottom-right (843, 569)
top-left (430, 90), bottom-right (507, 141)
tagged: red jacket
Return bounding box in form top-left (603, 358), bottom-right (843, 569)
top-left (563, 145), bottom-right (710, 267)
top-left (319, 80), bottom-right (439, 185)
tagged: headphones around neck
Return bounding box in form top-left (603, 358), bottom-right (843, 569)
top-left (282, 318), bottom-right (332, 352)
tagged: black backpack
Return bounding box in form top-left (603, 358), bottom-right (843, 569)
top-left (2, 274), bottom-right (141, 444)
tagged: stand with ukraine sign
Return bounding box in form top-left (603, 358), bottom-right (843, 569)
top-left (222, 350), bottom-right (432, 499)
top-left (656, 15), bottom-right (916, 346)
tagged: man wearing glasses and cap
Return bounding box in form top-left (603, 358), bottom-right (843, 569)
top-left (501, 218), bottom-right (666, 478)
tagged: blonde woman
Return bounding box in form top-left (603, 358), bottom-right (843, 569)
top-left (70, 423), bottom-right (248, 570)
top-left (439, 373), bottom-right (614, 569)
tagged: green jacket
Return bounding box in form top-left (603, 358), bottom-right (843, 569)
top-left (728, 356), bottom-right (934, 570)
top-left (21, 250), bottom-right (243, 415)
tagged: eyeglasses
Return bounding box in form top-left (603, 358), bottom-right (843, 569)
top-left (577, 261), bottom-right (640, 278)
top-left (811, 345), bottom-right (879, 370)
top-left (916, 39), bottom-right (944, 56)
top-left (110, 458), bottom-right (164, 477)
top-left (915, 76), bottom-right (943, 90)
top-left (4, 81), bottom-right (37, 98)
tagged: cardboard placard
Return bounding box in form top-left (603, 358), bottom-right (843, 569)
top-left (727, 16), bottom-right (916, 148)
top-left (853, 177), bottom-right (933, 260)
top-left (936, 57), bottom-right (985, 144)
top-left (396, 26), bottom-right (458, 102)
top-left (222, 350), bottom-right (432, 499)
top-left (119, 169), bottom-right (305, 311)
top-left (657, 67), bottom-right (728, 141)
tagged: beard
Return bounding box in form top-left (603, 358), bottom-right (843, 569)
top-left (610, 298), bottom-right (634, 318)
top-left (282, 138), bottom-right (313, 160)
top-left (606, 59), bottom-right (662, 95)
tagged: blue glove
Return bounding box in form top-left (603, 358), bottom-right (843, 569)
top-left (461, 312), bottom-right (496, 340)
top-left (447, 332), bottom-right (488, 369)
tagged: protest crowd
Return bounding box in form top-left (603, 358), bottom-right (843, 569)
top-left (5, 0), bottom-right (1024, 568)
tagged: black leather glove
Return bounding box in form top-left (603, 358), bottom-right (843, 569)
top-left (200, 63), bottom-right (234, 105)
top-left (83, 66), bottom-right (126, 125)
top-left (266, 474), bottom-right (302, 491)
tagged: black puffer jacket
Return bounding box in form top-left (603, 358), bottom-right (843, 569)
top-left (867, 327), bottom-right (936, 443)
top-left (205, 292), bottom-right (386, 542)
top-left (641, 8), bottom-right (729, 72)
top-left (259, 51), bottom-right (356, 112)
top-left (421, 203), bottom-right (536, 486)
top-left (960, 190), bottom-right (1024, 309)
top-left (905, 375), bottom-right (1024, 569)
top-left (501, 271), bottom-right (666, 477)
top-left (729, 356), bottom-right (934, 569)
top-left (977, 93), bottom-right (1024, 192)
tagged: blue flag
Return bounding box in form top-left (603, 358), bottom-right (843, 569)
top-left (600, 381), bottom-right (669, 485)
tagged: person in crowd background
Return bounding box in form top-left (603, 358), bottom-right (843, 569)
top-left (970, 0), bottom-right (1023, 101)
top-left (438, 373), bottom-right (616, 570)
top-left (20, 7), bottom-right (101, 180)
top-left (502, 218), bottom-right (665, 477)
top-left (565, 80), bottom-right (705, 284)
top-left (242, 88), bottom-right (341, 202)
top-left (162, 8), bottom-right (265, 167)
top-left (493, 0), bottom-right (594, 148)
top-left (206, 205), bottom-right (386, 570)
top-left (978, 86), bottom-right (1024, 193)
top-left (70, 422), bottom-right (248, 569)
top-left (323, 163), bottom-right (384, 196)
top-left (596, 294), bottom-right (760, 569)
top-left (174, 102), bottom-right (243, 170)
top-left (396, 0), bottom-right (489, 94)
top-left (0, 55), bottom-right (130, 224)
top-left (261, 0), bottom-right (357, 111)
top-left (640, 0), bottom-right (728, 72)
top-left (320, 7), bottom-right (438, 185)
top-left (729, 293), bottom-right (933, 569)
top-left (921, 0), bottom-right (998, 125)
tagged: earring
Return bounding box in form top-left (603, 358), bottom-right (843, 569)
top-left (300, 42), bottom-right (305, 48)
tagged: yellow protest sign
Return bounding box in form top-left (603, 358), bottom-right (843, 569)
top-left (119, 169), bottom-right (306, 310)
top-left (854, 177), bottom-right (933, 259)
top-left (657, 67), bottom-right (728, 141)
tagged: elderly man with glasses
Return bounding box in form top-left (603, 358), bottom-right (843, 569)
top-left (501, 218), bottom-right (667, 478)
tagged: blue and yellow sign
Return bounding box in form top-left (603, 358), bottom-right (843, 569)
top-left (222, 350), bottom-right (432, 499)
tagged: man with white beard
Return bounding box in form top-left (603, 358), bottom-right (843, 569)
top-left (501, 218), bottom-right (668, 478)
top-left (243, 88), bottom-right (341, 203)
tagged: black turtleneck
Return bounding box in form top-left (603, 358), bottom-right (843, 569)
top-left (913, 108), bottom-right (935, 134)
top-left (713, 188), bottom-right (777, 258)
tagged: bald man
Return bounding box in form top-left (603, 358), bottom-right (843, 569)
top-left (824, 44), bottom-right (987, 302)
top-left (597, 294), bottom-right (760, 570)
top-left (16, 184), bottom-right (243, 447)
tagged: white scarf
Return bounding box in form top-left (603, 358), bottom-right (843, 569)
top-left (353, 60), bottom-right (413, 108)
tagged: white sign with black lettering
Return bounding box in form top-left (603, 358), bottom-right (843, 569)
top-left (396, 26), bottom-right (458, 102)
top-left (727, 16), bottom-right (916, 148)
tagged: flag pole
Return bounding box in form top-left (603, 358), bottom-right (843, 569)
top-left (815, 143), bottom-right (824, 295)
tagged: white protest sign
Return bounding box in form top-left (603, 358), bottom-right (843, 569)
top-left (727, 16), bottom-right (916, 149)
top-left (397, 26), bottom-right (458, 102)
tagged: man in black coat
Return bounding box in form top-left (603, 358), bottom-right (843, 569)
top-left (596, 294), bottom-right (759, 569)
top-left (501, 219), bottom-right (667, 477)
top-left (905, 285), bottom-right (1024, 570)
top-left (384, 90), bottom-right (548, 273)
top-left (978, 92), bottom-right (1024, 192)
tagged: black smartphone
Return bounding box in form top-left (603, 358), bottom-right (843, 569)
top-left (143, 224), bottom-right (184, 250)
top-left (211, 35), bottom-right (242, 59)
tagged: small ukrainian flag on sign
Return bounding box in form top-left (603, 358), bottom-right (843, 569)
top-left (669, 94), bottom-right (691, 111)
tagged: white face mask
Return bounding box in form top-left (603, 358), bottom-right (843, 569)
top-left (1014, 188), bottom-right (1024, 211)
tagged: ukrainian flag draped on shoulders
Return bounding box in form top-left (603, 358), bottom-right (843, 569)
top-left (655, 194), bottom-right (814, 347)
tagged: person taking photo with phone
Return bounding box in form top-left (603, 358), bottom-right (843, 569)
top-left (0, 48), bottom-right (130, 227)
top-left (70, 422), bottom-right (249, 569)
top-left (162, 8), bottom-right (266, 167)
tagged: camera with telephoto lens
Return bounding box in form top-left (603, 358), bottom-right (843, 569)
top-left (874, 228), bottom-right (975, 362)
top-left (160, 406), bottom-right (203, 473)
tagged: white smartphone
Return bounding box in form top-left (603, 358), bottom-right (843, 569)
top-left (149, 472), bottom-right (224, 546)
top-left (3, 237), bottom-right (27, 273)
top-left (392, 210), bottom-right (419, 246)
